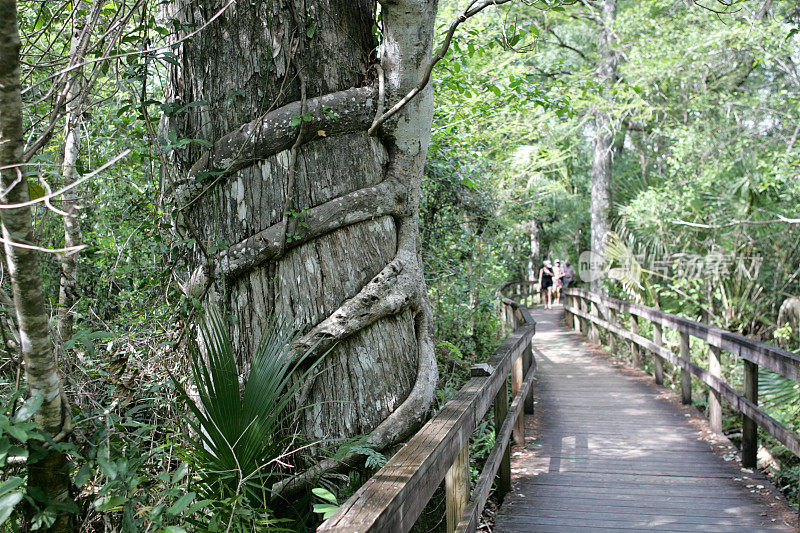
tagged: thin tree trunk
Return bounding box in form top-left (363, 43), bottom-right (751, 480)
top-left (527, 220), bottom-right (540, 283)
top-left (57, 1), bottom-right (87, 345)
top-left (0, 1), bottom-right (73, 530)
top-left (590, 0), bottom-right (617, 292)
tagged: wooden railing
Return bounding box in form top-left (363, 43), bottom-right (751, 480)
top-left (564, 287), bottom-right (800, 468)
top-left (498, 280), bottom-right (540, 307)
top-left (318, 285), bottom-right (536, 533)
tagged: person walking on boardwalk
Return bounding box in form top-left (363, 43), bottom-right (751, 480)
top-left (553, 260), bottom-right (564, 304)
top-left (539, 260), bottom-right (554, 309)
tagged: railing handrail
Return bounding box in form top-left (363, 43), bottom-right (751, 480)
top-left (567, 287), bottom-right (800, 381)
top-left (318, 286), bottom-right (536, 533)
top-left (564, 288), bottom-right (800, 461)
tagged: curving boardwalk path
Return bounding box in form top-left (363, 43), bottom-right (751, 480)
top-left (494, 306), bottom-right (796, 532)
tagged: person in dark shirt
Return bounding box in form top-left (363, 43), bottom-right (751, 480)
top-left (539, 260), bottom-right (554, 309)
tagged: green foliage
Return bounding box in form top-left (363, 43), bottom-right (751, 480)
top-left (173, 309), bottom-right (319, 530)
top-left (311, 488), bottom-right (339, 521)
top-left (0, 392), bottom-right (41, 527)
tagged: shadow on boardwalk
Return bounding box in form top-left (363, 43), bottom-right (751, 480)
top-left (494, 306), bottom-right (798, 532)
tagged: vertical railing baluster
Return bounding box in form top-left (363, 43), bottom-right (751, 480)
top-left (608, 307), bottom-right (617, 354)
top-left (631, 315), bottom-right (641, 369)
top-left (680, 331), bottom-right (692, 405)
top-left (589, 300), bottom-right (598, 343)
top-left (742, 360), bottom-right (758, 468)
top-left (653, 322), bottom-right (663, 385)
top-left (709, 345), bottom-right (723, 434)
top-left (446, 443), bottom-right (469, 533)
top-left (494, 377), bottom-right (511, 499)
top-left (580, 296), bottom-right (585, 334)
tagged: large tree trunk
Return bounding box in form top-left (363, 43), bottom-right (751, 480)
top-left (0, 1), bottom-right (73, 529)
top-left (590, 0), bottom-right (617, 292)
top-left (167, 0), bottom-right (437, 467)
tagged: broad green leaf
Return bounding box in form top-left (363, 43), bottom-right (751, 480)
top-left (166, 492), bottom-right (195, 516)
top-left (0, 492), bottom-right (23, 524)
top-left (12, 394), bottom-right (43, 423)
top-left (97, 455), bottom-right (117, 480)
top-left (0, 477), bottom-right (23, 498)
top-left (75, 463), bottom-right (92, 488)
top-left (94, 495), bottom-right (128, 512)
top-left (28, 182), bottom-right (45, 200)
top-left (312, 487), bottom-right (337, 504)
top-left (5, 425), bottom-right (28, 443)
top-left (170, 461), bottom-right (189, 484)
top-left (313, 503), bottom-right (339, 520)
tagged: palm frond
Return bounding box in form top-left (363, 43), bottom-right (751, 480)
top-left (173, 309), bottom-right (322, 505)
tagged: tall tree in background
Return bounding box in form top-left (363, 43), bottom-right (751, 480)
top-left (590, 0), bottom-right (617, 291)
top-left (0, 0), bottom-right (73, 529)
top-left (167, 0), bottom-right (442, 482)
top-left (57, 0), bottom-right (91, 345)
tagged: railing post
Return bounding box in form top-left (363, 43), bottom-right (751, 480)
top-left (578, 298), bottom-right (587, 335)
top-left (709, 345), bottom-right (723, 434)
top-left (631, 315), bottom-right (641, 368)
top-left (573, 296), bottom-right (581, 332)
top-left (679, 332), bottom-right (692, 405)
top-left (512, 352), bottom-right (525, 446)
top-left (523, 338), bottom-right (534, 415)
top-left (588, 301), bottom-right (598, 343)
top-left (742, 360), bottom-right (758, 468)
top-left (564, 293), bottom-right (572, 325)
top-left (511, 310), bottom-right (525, 445)
top-left (608, 307), bottom-right (617, 354)
top-left (653, 322), bottom-right (663, 385)
top-left (494, 377), bottom-right (511, 500)
top-left (446, 443), bottom-right (469, 533)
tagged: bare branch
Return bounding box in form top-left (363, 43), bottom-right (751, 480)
top-left (20, 0), bottom-right (237, 98)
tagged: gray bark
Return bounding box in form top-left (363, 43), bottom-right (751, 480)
top-left (57, 0), bottom-right (88, 345)
top-left (590, 0), bottom-right (617, 292)
top-left (0, 1), bottom-right (73, 529)
top-left (778, 297), bottom-right (800, 344)
top-left (527, 220), bottom-right (540, 283)
top-left (167, 0), bottom-right (437, 460)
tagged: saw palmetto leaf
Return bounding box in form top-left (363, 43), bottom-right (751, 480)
top-left (174, 309), bottom-right (320, 505)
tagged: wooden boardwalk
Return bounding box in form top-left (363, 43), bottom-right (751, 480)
top-left (494, 306), bottom-right (796, 532)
